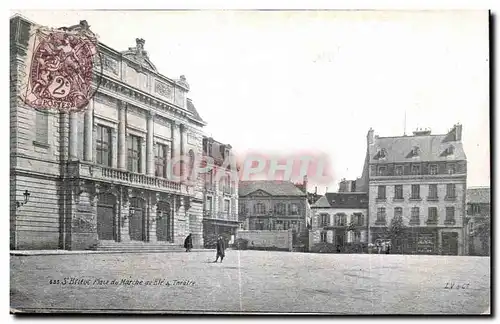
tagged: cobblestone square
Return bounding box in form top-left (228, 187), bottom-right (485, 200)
top-left (10, 251), bottom-right (490, 314)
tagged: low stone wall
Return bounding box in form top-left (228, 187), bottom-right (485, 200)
top-left (236, 230), bottom-right (292, 251)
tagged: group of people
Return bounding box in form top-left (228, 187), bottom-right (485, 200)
top-left (183, 233), bottom-right (226, 263)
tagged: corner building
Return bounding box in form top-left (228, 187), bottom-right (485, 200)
top-left (364, 125), bottom-right (467, 255)
top-left (10, 16), bottom-right (207, 250)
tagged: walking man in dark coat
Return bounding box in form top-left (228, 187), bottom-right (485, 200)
top-left (184, 233), bottom-right (193, 252)
top-left (214, 235), bottom-right (226, 263)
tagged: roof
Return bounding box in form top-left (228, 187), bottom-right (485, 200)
top-left (369, 133), bottom-right (466, 164)
top-left (239, 181), bottom-right (306, 197)
top-left (467, 187), bottom-right (490, 204)
top-left (186, 98), bottom-right (206, 124)
top-left (312, 192), bottom-right (368, 209)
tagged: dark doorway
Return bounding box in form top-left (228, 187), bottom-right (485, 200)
top-left (156, 202), bottom-right (171, 242)
top-left (129, 198), bottom-right (145, 241)
top-left (442, 232), bottom-right (459, 255)
top-left (97, 193), bottom-right (116, 241)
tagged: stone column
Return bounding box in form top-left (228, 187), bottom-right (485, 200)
top-left (119, 188), bottom-right (131, 242)
top-left (146, 111), bottom-right (155, 176)
top-left (84, 101), bottom-right (93, 161)
top-left (69, 111), bottom-right (78, 160)
top-left (111, 128), bottom-right (118, 168)
top-left (140, 138), bottom-right (146, 174)
top-left (148, 194), bottom-right (158, 242)
top-left (118, 101), bottom-right (127, 170)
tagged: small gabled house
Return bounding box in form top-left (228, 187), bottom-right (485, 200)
top-left (309, 192), bottom-right (369, 251)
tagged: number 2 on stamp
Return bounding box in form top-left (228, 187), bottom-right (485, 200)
top-left (48, 76), bottom-right (71, 99)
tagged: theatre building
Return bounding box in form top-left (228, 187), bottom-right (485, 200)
top-left (364, 125), bottom-right (467, 255)
top-left (10, 16), bottom-right (207, 250)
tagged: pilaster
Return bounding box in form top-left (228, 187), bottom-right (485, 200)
top-left (146, 111), bottom-right (155, 176)
top-left (117, 101), bottom-right (127, 170)
top-left (84, 101), bottom-right (93, 161)
top-left (69, 111), bottom-right (78, 160)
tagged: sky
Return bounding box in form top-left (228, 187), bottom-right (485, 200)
top-left (13, 10), bottom-right (490, 194)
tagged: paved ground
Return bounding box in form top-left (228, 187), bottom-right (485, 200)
top-left (10, 250), bottom-right (490, 314)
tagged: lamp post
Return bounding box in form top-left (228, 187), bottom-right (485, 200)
top-left (16, 190), bottom-right (30, 209)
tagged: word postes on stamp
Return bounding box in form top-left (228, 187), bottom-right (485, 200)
top-left (20, 20), bottom-right (100, 112)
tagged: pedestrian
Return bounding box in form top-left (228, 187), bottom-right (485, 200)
top-left (214, 235), bottom-right (226, 263)
top-left (184, 233), bottom-right (193, 252)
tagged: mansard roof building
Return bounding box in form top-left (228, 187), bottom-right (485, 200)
top-left (362, 124), bottom-right (467, 255)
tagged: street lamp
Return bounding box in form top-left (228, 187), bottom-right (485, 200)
top-left (16, 190), bottom-right (30, 209)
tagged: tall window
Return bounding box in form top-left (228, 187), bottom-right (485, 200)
top-left (254, 203), bottom-right (265, 215)
top-left (394, 185), bottom-right (403, 199)
top-left (395, 165), bottom-right (403, 176)
top-left (335, 213), bottom-right (347, 226)
top-left (376, 208), bottom-right (386, 223)
top-left (446, 184), bottom-right (456, 198)
top-left (96, 125), bottom-right (111, 166)
top-left (275, 203), bottom-right (286, 215)
top-left (320, 213), bottom-right (330, 227)
top-left (224, 199), bottom-right (230, 215)
top-left (428, 184), bottom-right (438, 199)
top-left (411, 165), bottom-right (421, 175)
top-left (377, 186), bottom-right (386, 199)
top-left (127, 135), bottom-right (141, 173)
top-left (411, 184), bottom-right (420, 199)
top-left (320, 231), bottom-right (328, 243)
top-left (239, 203), bottom-right (247, 216)
top-left (35, 109), bottom-right (49, 144)
top-left (446, 207), bottom-right (455, 222)
top-left (394, 207), bottom-right (403, 219)
top-left (429, 164), bottom-right (438, 175)
top-left (410, 207), bottom-right (420, 223)
top-left (155, 143), bottom-right (168, 178)
top-left (289, 203), bottom-right (299, 215)
top-left (352, 213), bottom-right (364, 226)
top-left (205, 196), bottom-right (213, 216)
top-left (428, 207), bottom-right (438, 223)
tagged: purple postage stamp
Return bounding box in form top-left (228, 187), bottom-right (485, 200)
top-left (19, 20), bottom-right (99, 112)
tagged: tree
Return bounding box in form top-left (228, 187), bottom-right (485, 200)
top-left (473, 216), bottom-right (491, 255)
top-left (388, 216), bottom-right (407, 253)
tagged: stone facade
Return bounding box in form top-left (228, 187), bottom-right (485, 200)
top-left (10, 16), bottom-right (207, 250)
top-left (201, 137), bottom-right (239, 247)
top-left (238, 181), bottom-right (310, 250)
top-left (364, 126), bottom-right (467, 255)
top-left (465, 187), bottom-right (490, 256)
top-left (309, 193), bottom-right (369, 251)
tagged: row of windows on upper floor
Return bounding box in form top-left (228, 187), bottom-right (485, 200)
top-left (239, 202), bottom-right (302, 216)
top-left (318, 213), bottom-right (365, 227)
top-left (376, 184), bottom-right (459, 201)
top-left (372, 163), bottom-right (463, 177)
top-left (375, 206), bottom-right (457, 225)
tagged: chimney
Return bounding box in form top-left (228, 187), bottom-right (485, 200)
top-left (455, 123), bottom-right (462, 141)
top-left (302, 175), bottom-right (308, 193)
top-left (367, 128), bottom-right (375, 145)
top-left (315, 186), bottom-right (318, 194)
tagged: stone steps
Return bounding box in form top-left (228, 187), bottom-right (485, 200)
top-left (91, 241), bottom-right (188, 252)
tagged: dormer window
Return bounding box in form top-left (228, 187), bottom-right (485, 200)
top-left (408, 146), bottom-right (420, 158)
top-left (441, 145), bottom-right (455, 157)
top-left (374, 148), bottom-right (387, 160)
